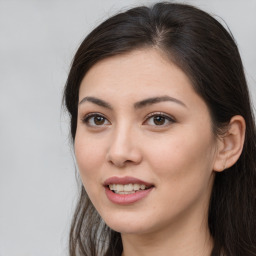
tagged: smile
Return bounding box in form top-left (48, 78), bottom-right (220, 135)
top-left (109, 184), bottom-right (149, 194)
top-left (104, 176), bottom-right (154, 204)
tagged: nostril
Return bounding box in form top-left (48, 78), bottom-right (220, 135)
top-left (106, 141), bottom-right (143, 167)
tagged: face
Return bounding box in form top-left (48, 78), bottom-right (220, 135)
top-left (75, 49), bottom-right (218, 236)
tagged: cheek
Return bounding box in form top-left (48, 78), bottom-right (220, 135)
top-left (74, 135), bottom-right (108, 212)
top-left (74, 134), bottom-right (106, 188)
top-left (143, 132), bottom-right (216, 223)
top-left (147, 128), bottom-right (216, 191)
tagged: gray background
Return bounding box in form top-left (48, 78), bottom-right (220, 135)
top-left (0, 0), bottom-right (255, 255)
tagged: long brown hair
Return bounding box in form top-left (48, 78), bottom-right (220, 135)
top-left (64, 2), bottom-right (256, 256)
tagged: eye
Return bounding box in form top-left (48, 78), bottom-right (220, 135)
top-left (82, 113), bottom-right (110, 127)
top-left (144, 112), bottom-right (175, 127)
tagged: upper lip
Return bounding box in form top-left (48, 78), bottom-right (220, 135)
top-left (103, 176), bottom-right (154, 187)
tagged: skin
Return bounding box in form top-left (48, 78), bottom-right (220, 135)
top-left (75, 49), bottom-right (221, 256)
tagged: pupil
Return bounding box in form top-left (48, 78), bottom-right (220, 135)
top-left (154, 116), bottom-right (165, 125)
top-left (94, 116), bottom-right (104, 125)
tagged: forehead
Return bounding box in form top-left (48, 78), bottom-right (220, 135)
top-left (79, 49), bottom-right (203, 110)
top-left (81, 49), bottom-right (188, 90)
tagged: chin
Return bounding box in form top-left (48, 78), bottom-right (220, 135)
top-left (109, 224), bottom-right (148, 235)
top-left (103, 214), bottom-right (157, 235)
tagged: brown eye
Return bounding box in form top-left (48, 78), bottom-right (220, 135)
top-left (144, 113), bottom-right (175, 127)
top-left (83, 114), bottom-right (110, 127)
top-left (153, 116), bottom-right (166, 125)
top-left (94, 116), bottom-right (105, 125)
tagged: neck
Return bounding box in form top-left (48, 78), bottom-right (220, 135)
top-left (121, 209), bottom-right (213, 256)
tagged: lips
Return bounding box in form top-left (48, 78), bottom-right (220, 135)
top-left (103, 176), bottom-right (153, 187)
top-left (103, 176), bottom-right (154, 205)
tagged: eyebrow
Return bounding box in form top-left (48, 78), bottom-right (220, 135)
top-left (79, 96), bottom-right (112, 109)
top-left (134, 95), bottom-right (187, 109)
top-left (79, 95), bottom-right (187, 109)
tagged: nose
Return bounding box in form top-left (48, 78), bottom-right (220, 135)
top-left (106, 125), bottom-right (143, 168)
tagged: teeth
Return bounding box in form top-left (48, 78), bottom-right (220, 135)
top-left (140, 184), bottom-right (146, 190)
top-left (109, 183), bottom-right (149, 194)
top-left (134, 184), bottom-right (140, 190)
top-left (124, 184), bottom-right (133, 191)
top-left (116, 184), bottom-right (123, 191)
top-left (118, 191), bottom-right (135, 194)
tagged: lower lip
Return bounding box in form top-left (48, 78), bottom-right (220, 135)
top-left (105, 187), bottom-right (154, 205)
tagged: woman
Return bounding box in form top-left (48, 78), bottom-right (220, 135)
top-left (64, 2), bottom-right (256, 256)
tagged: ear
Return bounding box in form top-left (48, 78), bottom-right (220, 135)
top-left (213, 115), bottom-right (246, 172)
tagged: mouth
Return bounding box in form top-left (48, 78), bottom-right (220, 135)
top-left (108, 183), bottom-right (153, 194)
top-left (103, 176), bottom-right (154, 204)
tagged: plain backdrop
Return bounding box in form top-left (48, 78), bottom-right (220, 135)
top-left (0, 0), bottom-right (255, 255)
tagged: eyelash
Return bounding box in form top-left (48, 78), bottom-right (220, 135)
top-left (82, 113), bottom-right (110, 127)
top-left (82, 112), bottom-right (176, 128)
top-left (143, 112), bottom-right (176, 127)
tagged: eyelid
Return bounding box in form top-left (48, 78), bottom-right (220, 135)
top-left (81, 112), bottom-right (111, 127)
top-left (143, 112), bottom-right (176, 126)
top-left (80, 111), bottom-right (175, 127)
